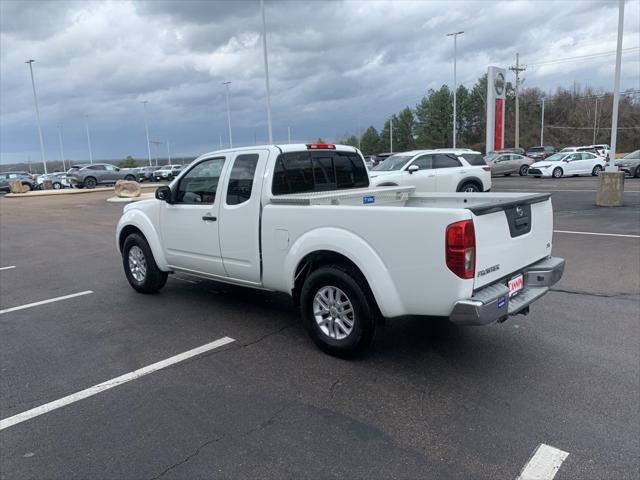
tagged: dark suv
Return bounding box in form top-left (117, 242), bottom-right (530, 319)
top-left (67, 163), bottom-right (137, 189)
top-left (0, 171), bottom-right (37, 192)
top-left (526, 146), bottom-right (556, 161)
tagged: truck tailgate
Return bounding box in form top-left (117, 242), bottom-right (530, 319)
top-left (471, 194), bottom-right (553, 289)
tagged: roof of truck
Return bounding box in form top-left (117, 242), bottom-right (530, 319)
top-left (198, 143), bottom-right (360, 158)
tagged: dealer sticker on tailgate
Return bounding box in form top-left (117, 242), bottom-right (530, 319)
top-left (508, 274), bottom-right (524, 297)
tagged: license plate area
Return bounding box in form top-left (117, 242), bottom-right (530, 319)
top-left (508, 274), bottom-right (524, 297)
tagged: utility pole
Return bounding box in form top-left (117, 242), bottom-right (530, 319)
top-left (142, 101), bottom-right (152, 166)
top-left (25, 60), bottom-right (47, 174)
top-left (540, 98), bottom-right (545, 145)
top-left (593, 97), bottom-right (598, 145)
top-left (223, 81), bottom-right (233, 148)
top-left (510, 52), bottom-right (526, 148)
top-left (260, 0), bottom-right (273, 143)
top-left (85, 115), bottom-right (93, 164)
top-left (607, 0), bottom-right (624, 171)
top-left (390, 117), bottom-right (393, 153)
top-left (57, 125), bottom-right (66, 171)
top-left (446, 31), bottom-right (464, 148)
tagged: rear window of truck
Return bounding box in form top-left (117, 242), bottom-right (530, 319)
top-left (272, 151), bottom-right (369, 195)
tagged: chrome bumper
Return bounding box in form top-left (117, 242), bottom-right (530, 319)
top-left (449, 256), bottom-right (565, 326)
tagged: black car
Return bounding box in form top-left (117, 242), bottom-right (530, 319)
top-left (137, 166), bottom-right (157, 182)
top-left (615, 149), bottom-right (640, 177)
top-left (0, 171), bottom-right (37, 192)
top-left (526, 145), bottom-right (556, 161)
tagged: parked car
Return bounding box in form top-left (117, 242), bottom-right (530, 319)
top-left (370, 152), bottom-right (393, 167)
top-left (591, 144), bottom-right (610, 159)
top-left (36, 172), bottom-right (69, 190)
top-left (615, 149), bottom-right (640, 177)
top-left (0, 171), bottom-right (36, 192)
top-left (526, 145), bottom-right (556, 161)
top-left (369, 149), bottom-right (491, 192)
top-left (153, 164), bottom-right (183, 181)
top-left (528, 151), bottom-right (606, 178)
top-left (67, 163), bottom-right (137, 189)
top-left (484, 153), bottom-right (535, 176)
top-left (488, 147), bottom-right (526, 156)
top-left (137, 166), bottom-right (157, 182)
top-left (117, 143), bottom-right (564, 356)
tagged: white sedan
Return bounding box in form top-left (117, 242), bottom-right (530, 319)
top-left (528, 151), bottom-right (606, 178)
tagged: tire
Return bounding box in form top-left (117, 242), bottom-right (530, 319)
top-left (552, 168), bottom-right (563, 178)
top-left (22, 182), bottom-right (32, 191)
top-left (124, 174), bottom-right (135, 181)
top-left (84, 176), bottom-right (97, 189)
top-left (122, 233), bottom-right (168, 294)
top-left (458, 182), bottom-right (480, 193)
top-left (300, 264), bottom-right (380, 358)
top-left (52, 182), bottom-right (62, 190)
top-left (591, 165), bottom-right (603, 176)
top-left (634, 166), bottom-right (640, 178)
top-left (519, 165), bottom-right (529, 176)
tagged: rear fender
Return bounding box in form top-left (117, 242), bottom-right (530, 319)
top-left (285, 227), bottom-right (405, 318)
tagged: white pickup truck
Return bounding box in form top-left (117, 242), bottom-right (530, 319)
top-left (116, 143), bottom-right (564, 357)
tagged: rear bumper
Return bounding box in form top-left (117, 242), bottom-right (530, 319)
top-left (449, 256), bottom-right (565, 326)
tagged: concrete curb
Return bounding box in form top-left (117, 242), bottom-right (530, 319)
top-left (106, 193), bottom-right (155, 203)
top-left (4, 183), bottom-right (164, 198)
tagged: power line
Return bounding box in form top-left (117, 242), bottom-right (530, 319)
top-left (526, 47), bottom-right (640, 67)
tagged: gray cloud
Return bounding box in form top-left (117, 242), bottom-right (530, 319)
top-left (1, 0), bottom-right (638, 164)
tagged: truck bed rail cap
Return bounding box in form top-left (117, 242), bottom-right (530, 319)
top-left (270, 186), bottom-right (415, 205)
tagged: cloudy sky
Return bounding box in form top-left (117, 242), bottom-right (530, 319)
top-left (1, 0), bottom-right (638, 165)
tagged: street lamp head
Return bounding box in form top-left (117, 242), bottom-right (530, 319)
top-left (446, 31), bottom-right (464, 36)
top-left (25, 59), bottom-right (35, 64)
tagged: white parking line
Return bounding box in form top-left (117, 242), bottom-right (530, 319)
top-left (0, 266), bottom-right (16, 271)
top-left (554, 230), bottom-right (640, 239)
top-left (516, 443), bottom-right (569, 480)
top-left (0, 336), bottom-right (235, 431)
top-left (0, 290), bottom-right (94, 315)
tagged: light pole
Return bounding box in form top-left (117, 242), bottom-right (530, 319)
top-left (142, 101), bottom-right (152, 166)
top-left (57, 124), bottom-right (66, 171)
top-left (607, 0), bottom-right (624, 171)
top-left (288, 126), bottom-right (291, 144)
top-left (25, 60), bottom-right (47, 174)
top-left (593, 97), bottom-right (599, 145)
top-left (390, 116), bottom-right (393, 153)
top-left (261, 0), bottom-right (273, 144)
top-left (166, 141), bottom-right (171, 165)
top-left (150, 140), bottom-right (162, 166)
top-left (85, 114), bottom-right (93, 164)
top-left (223, 81), bottom-right (233, 148)
top-left (446, 31), bottom-right (464, 148)
top-left (219, 135), bottom-right (223, 149)
top-left (540, 98), bottom-right (545, 145)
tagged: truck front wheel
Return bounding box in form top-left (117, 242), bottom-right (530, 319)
top-left (122, 233), bottom-right (168, 294)
top-left (300, 264), bottom-right (379, 358)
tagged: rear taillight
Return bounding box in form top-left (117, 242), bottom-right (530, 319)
top-left (446, 220), bottom-right (475, 279)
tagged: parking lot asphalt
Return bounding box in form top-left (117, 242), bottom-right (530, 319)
top-left (0, 177), bottom-right (638, 480)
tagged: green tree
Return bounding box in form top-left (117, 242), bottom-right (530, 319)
top-left (360, 126), bottom-right (380, 155)
top-left (395, 107), bottom-right (416, 151)
top-left (118, 156), bottom-right (137, 168)
top-left (415, 85), bottom-right (452, 148)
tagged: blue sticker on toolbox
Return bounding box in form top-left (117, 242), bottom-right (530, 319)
top-left (497, 296), bottom-right (506, 308)
top-left (363, 195), bottom-right (375, 204)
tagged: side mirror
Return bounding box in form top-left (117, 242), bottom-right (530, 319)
top-left (156, 185), bottom-right (173, 203)
top-left (407, 165), bottom-right (419, 174)
top-left (115, 167), bottom-right (120, 171)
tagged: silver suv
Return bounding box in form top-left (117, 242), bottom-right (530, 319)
top-left (67, 163), bottom-right (137, 189)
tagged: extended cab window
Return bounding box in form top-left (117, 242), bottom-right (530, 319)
top-left (226, 154), bottom-right (259, 205)
top-left (175, 157), bottom-right (225, 204)
top-left (433, 154), bottom-right (462, 169)
top-left (272, 151), bottom-right (368, 195)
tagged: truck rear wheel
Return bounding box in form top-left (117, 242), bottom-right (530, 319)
top-left (122, 233), bottom-right (168, 294)
top-left (300, 264), bottom-right (379, 358)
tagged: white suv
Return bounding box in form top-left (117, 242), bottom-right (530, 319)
top-left (369, 149), bottom-right (491, 192)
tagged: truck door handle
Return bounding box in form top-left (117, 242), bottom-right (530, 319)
top-left (202, 214), bottom-right (217, 222)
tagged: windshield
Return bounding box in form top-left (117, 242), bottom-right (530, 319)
top-left (527, 147), bottom-right (545, 153)
top-left (372, 154), bottom-right (413, 171)
top-left (560, 148), bottom-right (575, 152)
top-left (622, 150), bottom-right (640, 159)
top-left (541, 153), bottom-right (566, 162)
top-left (484, 153), bottom-right (500, 162)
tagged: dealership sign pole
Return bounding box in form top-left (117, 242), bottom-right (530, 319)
top-left (485, 66), bottom-right (506, 154)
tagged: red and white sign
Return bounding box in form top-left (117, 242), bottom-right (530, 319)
top-left (486, 66), bottom-right (506, 153)
top-left (508, 274), bottom-right (524, 297)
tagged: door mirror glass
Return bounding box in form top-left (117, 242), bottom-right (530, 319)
top-left (407, 164), bottom-right (419, 173)
top-left (156, 185), bottom-right (173, 203)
